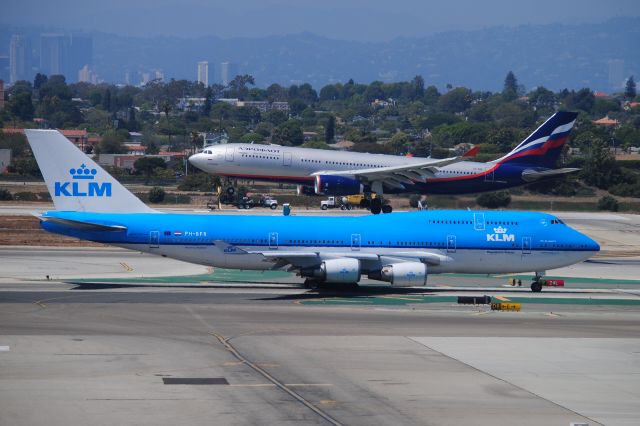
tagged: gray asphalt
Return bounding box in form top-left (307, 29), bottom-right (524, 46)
top-left (2, 283), bottom-right (640, 426)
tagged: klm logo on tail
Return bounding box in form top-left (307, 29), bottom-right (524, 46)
top-left (54, 164), bottom-right (112, 197)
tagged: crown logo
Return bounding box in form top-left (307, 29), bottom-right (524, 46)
top-left (494, 226), bottom-right (507, 234)
top-left (69, 164), bottom-right (97, 180)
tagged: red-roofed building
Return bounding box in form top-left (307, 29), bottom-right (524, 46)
top-left (59, 129), bottom-right (88, 150)
top-left (1, 128), bottom-right (25, 135)
top-left (592, 116), bottom-right (620, 126)
top-left (594, 91), bottom-right (610, 98)
top-left (1, 128), bottom-right (89, 150)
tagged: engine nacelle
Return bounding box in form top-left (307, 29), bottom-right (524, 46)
top-left (378, 262), bottom-right (427, 286)
top-left (314, 175), bottom-right (363, 196)
top-left (296, 185), bottom-right (316, 196)
top-left (302, 258), bottom-right (361, 283)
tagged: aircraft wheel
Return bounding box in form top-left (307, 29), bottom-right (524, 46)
top-left (531, 281), bottom-right (542, 292)
top-left (303, 278), bottom-right (321, 289)
top-left (382, 205), bottom-right (392, 214)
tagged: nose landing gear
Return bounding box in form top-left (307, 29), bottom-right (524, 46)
top-left (530, 272), bottom-right (545, 292)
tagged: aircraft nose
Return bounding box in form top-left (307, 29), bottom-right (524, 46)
top-left (189, 153), bottom-right (205, 169)
top-left (585, 235), bottom-right (600, 252)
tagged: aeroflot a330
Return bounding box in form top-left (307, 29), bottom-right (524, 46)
top-left (25, 128), bottom-right (598, 292)
top-left (189, 111), bottom-right (579, 214)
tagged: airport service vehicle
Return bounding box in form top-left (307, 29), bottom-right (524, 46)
top-left (237, 196), bottom-right (278, 209)
top-left (259, 196), bottom-right (278, 210)
top-left (321, 195), bottom-right (387, 212)
top-left (25, 129), bottom-right (599, 292)
top-left (321, 196), bottom-right (354, 211)
top-left (189, 112), bottom-right (580, 214)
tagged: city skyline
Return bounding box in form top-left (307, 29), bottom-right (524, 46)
top-left (2, 0), bottom-right (639, 42)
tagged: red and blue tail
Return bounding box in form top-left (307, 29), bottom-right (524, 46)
top-left (491, 111), bottom-right (579, 168)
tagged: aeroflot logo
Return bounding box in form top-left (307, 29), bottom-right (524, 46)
top-left (487, 226), bottom-right (515, 242)
top-left (54, 164), bottom-right (112, 197)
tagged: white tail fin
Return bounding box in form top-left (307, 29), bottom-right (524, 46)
top-left (25, 130), bottom-right (154, 213)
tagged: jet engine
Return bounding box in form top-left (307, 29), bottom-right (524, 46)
top-left (376, 262), bottom-right (427, 286)
top-left (296, 185), bottom-right (316, 196)
top-left (314, 175), bottom-right (363, 196)
top-left (301, 258), bottom-right (361, 283)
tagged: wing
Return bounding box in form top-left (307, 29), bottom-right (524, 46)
top-left (521, 167), bottom-right (580, 182)
top-left (213, 240), bottom-right (452, 271)
top-left (311, 146), bottom-right (479, 192)
top-left (39, 215), bottom-right (128, 232)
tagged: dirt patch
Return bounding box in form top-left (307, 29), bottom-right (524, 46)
top-left (0, 216), bottom-right (103, 247)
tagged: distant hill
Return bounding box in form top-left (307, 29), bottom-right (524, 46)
top-left (1, 17), bottom-right (638, 91)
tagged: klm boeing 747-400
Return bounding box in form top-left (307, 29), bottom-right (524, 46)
top-left (189, 111), bottom-right (579, 214)
top-left (25, 129), bottom-right (599, 292)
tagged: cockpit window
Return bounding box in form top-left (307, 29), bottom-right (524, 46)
top-left (550, 219), bottom-right (565, 225)
top-left (204, 150), bottom-right (212, 154)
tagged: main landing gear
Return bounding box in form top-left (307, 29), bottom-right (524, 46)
top-left (368, 195), bottom-right (392, 215)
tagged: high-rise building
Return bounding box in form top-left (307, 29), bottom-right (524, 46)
top-left (9, 35), bottom-right (31, 83)
top-left (67, 34), bottom-right (92, 83)
top-left (608, 59), bottom-right (625, 90)
top-left (220, 61), bottom-right (238, 86)
top-left (78, 65), bottom-right (98, 84)
top-left (40, 33), bottom-right (67, 76)
top-left (197, 61), bottom-right (209, 86)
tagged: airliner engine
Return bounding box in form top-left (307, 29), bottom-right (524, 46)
top-left (301, 258), bottom-right (361, 283)
top-left (314, 175), bottom-right (363, 196)
top-left (379, 262), bottom-right (427, 286)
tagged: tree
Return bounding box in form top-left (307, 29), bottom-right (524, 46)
top-left (423, 85), bottom-right (440, 106)
top-left (503, 71), bottom-right (518, 101)
top-left (410, 75), bottom-right (425, 100)
top-left (625, 76), bottom-right (636, 100)
top-left (563, 88), bottom-right (595, 113)
top-left (271, 120), bottom-right (304, 146)
top-left (33, 73), bottom-right (48, 96)
top-left (134, 157), bottom-right (167, 184)
top-left (476, 191), bottom-right (511, 208)
top-left (437, 87), bottom-right (472, 113)
top-left (8, 92), bottom-right (35, 121)
top-left (325, 115), bottom-right (336, 144)
top-left (96, 131), bottom-right (127, 154)
top-left (102, 89), bottom-right (112, 111)
top-left (386, 131), bottom-right (411, 154)
top-left (145, 141), bottom-right (160, 155)
top-left (581, 134), bottom-right (618, 188)
top-left (597, 195), bottom-right (619, 211)
top-left (148, 186), bottom-right (166, 203)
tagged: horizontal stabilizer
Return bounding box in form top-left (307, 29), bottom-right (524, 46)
top-left (522, 168), bottom-right (580, 182)
top-left (40, 216), bottom-right (127, 232)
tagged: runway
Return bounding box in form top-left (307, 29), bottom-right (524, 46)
top-left (1, 209), bottom-right (640, 425)
top-left (1, 282), bottom-right (640, 426)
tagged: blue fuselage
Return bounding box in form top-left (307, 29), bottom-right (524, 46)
top-left (41, 210), bottom-right (599, 276)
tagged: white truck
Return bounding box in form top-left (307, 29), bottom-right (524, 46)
top-left (321, 196), bottom-right (351, 210)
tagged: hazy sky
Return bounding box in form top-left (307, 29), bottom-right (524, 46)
top-left (4, 0), bottom-right (639, 41)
